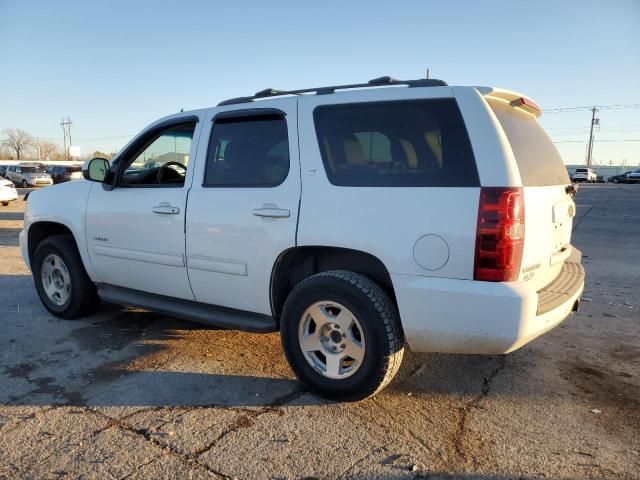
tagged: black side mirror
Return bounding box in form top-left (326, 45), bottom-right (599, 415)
top-left (83, 158), bottom-right (110, 183)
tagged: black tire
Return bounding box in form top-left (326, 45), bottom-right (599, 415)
top-left (611, 178), bottom-right (619, 184)
top-left (280, 270), bottom-right (404, 401)
top-left (1, 202), bottom-right (8, 206)
top-left (33, 235), bottom-right (99, 319)
top-left (21, 179), bottom-right (28, 188)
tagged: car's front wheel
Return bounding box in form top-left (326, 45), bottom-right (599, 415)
top-left (33, 235), bottom-right (99, 319)
top-left (280, 270), bottom-right (404, 401)
top-left (21, 179), bottom-right (28, 188)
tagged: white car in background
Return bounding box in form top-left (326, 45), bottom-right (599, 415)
top-left (571, 167), bottom-right (597, 183)
top-left (0, 177), bottom-right (18, 206)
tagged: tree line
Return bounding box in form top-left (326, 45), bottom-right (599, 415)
top-left (1, 128), bottom-right (112, 161)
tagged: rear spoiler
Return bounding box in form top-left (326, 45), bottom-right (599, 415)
top-left (475, 87), bottom-right (542, 118)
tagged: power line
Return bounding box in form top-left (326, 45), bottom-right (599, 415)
top-left (553, 139), bottom-right (640, 143)
top-left (545, 103), bottom-right (640, 113)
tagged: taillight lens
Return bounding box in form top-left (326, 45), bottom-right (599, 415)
top-left (474, 187), bottom-right (525, 282)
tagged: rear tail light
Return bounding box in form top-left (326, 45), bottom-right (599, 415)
top-left (474, 187), bottom-right (524, 282)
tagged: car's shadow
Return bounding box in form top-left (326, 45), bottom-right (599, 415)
top-left (0, 211), bottom-right (24, 221)
top-left (0, 276), bottom-right (529, 410)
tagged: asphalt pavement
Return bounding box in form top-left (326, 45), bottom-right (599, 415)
top-left (0, 184), bottom-right (638, 479)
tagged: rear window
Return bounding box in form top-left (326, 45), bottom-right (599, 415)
top-left (575, 168), bottom-right (588, 173)
top-left (489, 100), bottom-right (569, 186)
top-left (313, 99), bottom-right (479, 187)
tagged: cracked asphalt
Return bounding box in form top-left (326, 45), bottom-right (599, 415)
top-left (1, 184), bottom-right (639, 479)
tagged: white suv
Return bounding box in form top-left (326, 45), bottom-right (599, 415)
top-left (20, 77), bottom-right (585, 400)
top-left (572, 167), bottom-right (597, 183)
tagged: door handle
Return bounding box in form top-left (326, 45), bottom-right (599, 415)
top-left (152, 204), bottom-right (180, 214)
top-left (253, 205), bottom-right (290, 218)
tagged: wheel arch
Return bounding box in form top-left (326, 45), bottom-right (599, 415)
top-left (27, 221), bottom-right (77, 270)
top-left (270, 246), bottom-right (397, 318)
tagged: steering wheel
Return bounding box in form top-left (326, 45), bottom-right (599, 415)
top-left (156, 161), bottom-right (187, 184)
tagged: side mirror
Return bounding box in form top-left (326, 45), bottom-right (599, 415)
top-left (83, 158), bottom-right (110, 182)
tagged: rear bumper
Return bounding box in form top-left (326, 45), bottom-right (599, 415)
top-left (392, 252), bottom-right (585, 354)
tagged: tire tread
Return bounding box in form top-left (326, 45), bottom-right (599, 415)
top-left (282, 270), bottom-right (404, 400)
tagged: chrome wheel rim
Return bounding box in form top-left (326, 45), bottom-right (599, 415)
top-left (40, 254), bottom-right (71, 306)
top-left (298, 301), bottom-right (365, 379)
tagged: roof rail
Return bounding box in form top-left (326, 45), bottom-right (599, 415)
top-left (217, 76), bottom-right (448, 106)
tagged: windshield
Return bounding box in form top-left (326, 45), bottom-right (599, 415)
top-left (21, 167), bottom-right (47, 173)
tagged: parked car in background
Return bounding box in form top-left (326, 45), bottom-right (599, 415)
top-left (6, 163), bottom-right (53, 188)
top-left (0, 177), bottom-right (18, 206)
top-left (49, 165), bottom-right (83, 184)
top-left (20, 77), bottom-right (585, 400)
top-left (572, 167), bottom-right (597, 183)
top-left (608, 170), bottom-right (640, 184)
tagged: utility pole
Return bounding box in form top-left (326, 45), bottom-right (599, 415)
top-left (585, 107), bottom-right (599, 167)
top-left (60, 117), bottom-right (73, 161)
top-left (35, 137), bottom-right (41, 161)
top-left (426, 68), bottom-right (430, 79)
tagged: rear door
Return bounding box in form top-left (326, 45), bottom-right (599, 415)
top-left (186, 98), bottom-right (300, 315)
top-left (487, 98), bottom-right (574, 289)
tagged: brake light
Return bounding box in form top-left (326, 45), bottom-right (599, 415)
top-left (474, 187), bottom-right (524, 282)
top-left (510, 97), bottom-right (541, 115)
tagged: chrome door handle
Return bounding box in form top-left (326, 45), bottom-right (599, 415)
top-left (253, 206), bottom-right (290, 218)
top-left (152, 204), bottom-right (180, 214)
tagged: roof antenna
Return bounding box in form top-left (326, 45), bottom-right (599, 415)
top-left (426, 68), bottom-right (430, 79)
top-left (180, 107), bottom-right (184, 112)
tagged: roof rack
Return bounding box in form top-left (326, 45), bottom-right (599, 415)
top-left (217, 76), bottom-right (448, 106)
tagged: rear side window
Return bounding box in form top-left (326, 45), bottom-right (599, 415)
top-left (313, 99), bottom-right (479, 187)
top-left (204, 114), bottom-right (289, 187)
top-left (489, 100), bottom-right (569, 186)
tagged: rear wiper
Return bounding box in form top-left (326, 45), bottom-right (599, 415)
top-left (565, 183), bottom-right (579, 197)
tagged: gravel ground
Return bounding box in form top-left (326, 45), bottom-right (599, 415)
top-left (0, 184), bottom-right (638, 479)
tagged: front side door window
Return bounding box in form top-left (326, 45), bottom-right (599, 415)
top-left (118, 122), bottom-right (196, 187)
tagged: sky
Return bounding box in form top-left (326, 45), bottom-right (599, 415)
top-left (1, 0), bottom-right (639, 165)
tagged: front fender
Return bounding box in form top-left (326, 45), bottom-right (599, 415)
top-left (24, 181), bottom-right (99, 281)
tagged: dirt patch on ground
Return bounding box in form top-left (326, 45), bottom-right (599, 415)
top-left (560, 359), bottom-right (639, 431)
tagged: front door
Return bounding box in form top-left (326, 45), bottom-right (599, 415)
top-left (85, 116), bottom-right (202, 300)
top-left (186, 98), bottom-right (300, 315)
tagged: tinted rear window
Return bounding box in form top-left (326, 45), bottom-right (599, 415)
top-left (204, 114), bottom-right (289, 187)
top-left (313, 99), bottom-right (479, 187)
top-left (489, 100), bottom-right (569, 186)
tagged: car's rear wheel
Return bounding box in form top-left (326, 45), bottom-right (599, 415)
top-left (280, 270), bottom-right (404, 401)
top-left (1, 202), bottom-right (8, 206)
top-left (612, 178), bottom-right (619, 183)
top-left (33, 235), bottom-right (99, 319)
